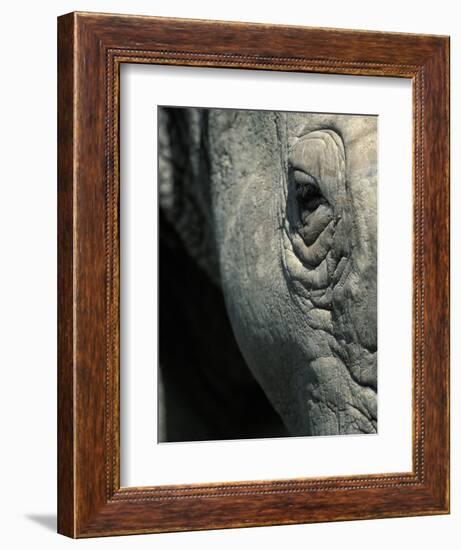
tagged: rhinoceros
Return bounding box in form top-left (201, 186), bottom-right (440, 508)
top-left (158, 106), bottom-right (377, 442)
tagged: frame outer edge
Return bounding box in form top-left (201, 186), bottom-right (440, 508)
top-left (423, 37), bottom-right (450, 512)
top-left (57, 12), bottom-right (77, 538)
top-left (56, 11), bottom-right (451, 537)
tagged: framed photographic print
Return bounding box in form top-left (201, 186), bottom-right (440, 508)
top-left (57, 12), bottom-right (450, 537)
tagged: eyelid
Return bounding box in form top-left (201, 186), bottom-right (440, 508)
top-left (293, 169), bottom-right (318, 186)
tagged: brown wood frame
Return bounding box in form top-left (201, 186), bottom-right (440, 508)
top-left (58, 11), bottom-right (450, 538)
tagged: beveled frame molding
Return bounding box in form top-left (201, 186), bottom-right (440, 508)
top-left (57, 12), bottom-right (450, 538)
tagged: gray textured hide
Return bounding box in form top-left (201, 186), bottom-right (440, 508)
top-left (159, 108), bottom-right (377, 437)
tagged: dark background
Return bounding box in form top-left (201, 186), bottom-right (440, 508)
top-left (159, 211), bottom-right (289, 442)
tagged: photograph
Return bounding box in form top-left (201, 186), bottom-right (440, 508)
top-left (158, 106), bottom-right (378, 442)
top-left (0, 1), bottom-right (453, 545)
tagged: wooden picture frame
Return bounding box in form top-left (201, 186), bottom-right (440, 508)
top-left (57, 11), bottom-right (450, 538)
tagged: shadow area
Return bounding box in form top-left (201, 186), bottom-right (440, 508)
top-left (159, 210), bottom-right (290, 443)
top-left (25, 514), bottom-right (57, 532)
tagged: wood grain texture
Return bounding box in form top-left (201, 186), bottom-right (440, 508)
top-left (57, 12), bottom-right (75, 537)
top-left (57, 11), bottom-right (450, 538)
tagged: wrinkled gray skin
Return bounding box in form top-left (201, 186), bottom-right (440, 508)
top-left (159, 108), bottom-right (377, 436)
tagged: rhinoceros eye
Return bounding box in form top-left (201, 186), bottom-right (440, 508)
top-left (286, 129), bottom-right (346, 256)
top-left (289, 167), bottom-right (333, 246)
top-left (293, 170), bottom-right (328, 214)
